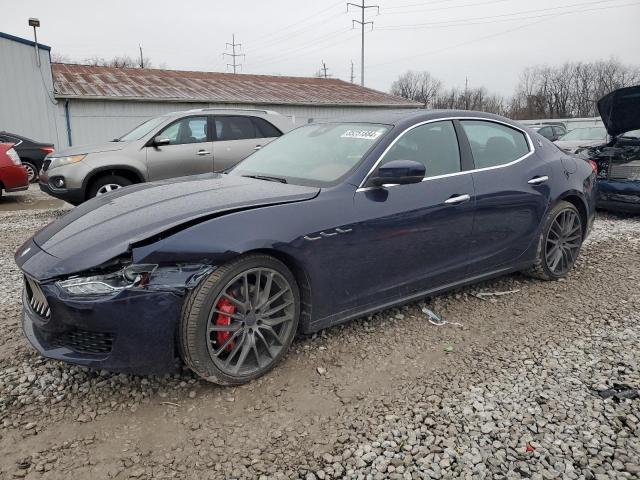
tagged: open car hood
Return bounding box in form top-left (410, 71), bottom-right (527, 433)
top-left (30, 174), bottom-right (319, 276)
top-left (597, 85), bottom-right (640, 137)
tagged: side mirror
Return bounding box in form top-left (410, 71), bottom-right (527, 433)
top-left (153, 136), bottom-right (171, 147)
top-left (369, 160), bottom-right (425, 187)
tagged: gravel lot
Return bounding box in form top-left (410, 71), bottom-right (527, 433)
top-left (0, 190), bottom-right (639, 479)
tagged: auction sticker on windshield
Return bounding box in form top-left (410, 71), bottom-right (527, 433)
top-left (341, 129), bottom-right (384, 140)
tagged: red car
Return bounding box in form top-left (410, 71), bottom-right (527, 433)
top-left (0, 143), bottom-right (29, 197)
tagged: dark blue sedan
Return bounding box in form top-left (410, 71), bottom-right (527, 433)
top-left (15, 110), bottom-right (596, 385)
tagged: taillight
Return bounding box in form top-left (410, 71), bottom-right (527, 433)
top-left (40, 147), bottom-right (55, 154)
top-left (588, 160), bottom-right (598, 173)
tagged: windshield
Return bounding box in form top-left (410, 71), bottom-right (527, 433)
top-left (230, 123), bottom-right (391, 186)
top-left (118, 116), bottom-right (169, 142)
top-left (559, 127), bottom-right (607, 141)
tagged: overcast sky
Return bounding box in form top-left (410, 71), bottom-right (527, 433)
top-left (2, 0), bottom-right (639, 96)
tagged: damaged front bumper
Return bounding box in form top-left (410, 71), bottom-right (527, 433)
top-left (17, 240), bottom-right (216, 375)
top-left (22, 285), bottom-right (185, 374)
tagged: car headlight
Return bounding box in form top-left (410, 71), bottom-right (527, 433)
top-left (48, 154), bottom-right (86, 170)
top-left (57, 264), bottom-right (158, 296)
top-left (56, 263), bottom-right (214, 297)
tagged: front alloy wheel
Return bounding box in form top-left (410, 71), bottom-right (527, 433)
top-left (180, 255), bottom-right (300, 385)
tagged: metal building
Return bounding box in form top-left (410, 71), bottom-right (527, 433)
top-left (1, 32), bottom-right (419, 148)
top-left (0, 32), bottom-right (60, 144)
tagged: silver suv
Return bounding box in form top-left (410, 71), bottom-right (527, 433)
top-left (39, 109), bottom-right (295, 204)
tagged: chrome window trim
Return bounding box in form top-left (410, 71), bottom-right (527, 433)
top-left (356, 116), bottom-right (535, 192)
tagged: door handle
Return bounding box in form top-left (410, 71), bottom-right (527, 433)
top-left (254, 145), bottom-right (262, 151)
top-left (197, 150), bottom-right (211, 156)
top-left (528, 175), bottom-right (549, 185)
top-left (444, 194), bottom-right (471, 205)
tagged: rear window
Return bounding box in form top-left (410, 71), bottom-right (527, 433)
top-left (461, 120), bottom-right (530, 169)
top-left (252, 117), bottom-right (282, 138)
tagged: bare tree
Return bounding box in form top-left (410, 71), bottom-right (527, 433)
top-left (390, 70), bottom-right (442, 108)
top-left (51, 53), bottom-right (152, 69)
top-left (511, 58), bottom-right (640, 119)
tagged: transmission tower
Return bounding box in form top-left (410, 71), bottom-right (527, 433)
top-left (223, 34), bottom-right (245, 74)
top-left (347, 1), bottom-right (379, 87)
top-left (319, 60), bottom-right (331, 79)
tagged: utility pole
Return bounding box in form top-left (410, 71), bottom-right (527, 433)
top-left (139, 44), bottom-right (144, 69)
top-left (350, 60), bottom-right (355, 83)
top-left (223, 34), bottom-right (245, 74)
top-left (320, 60), bottom-right (331, 79)
top-left (347, 0), bottom-right (379, 87)
top-left (464, 76), bottom-right (469, 110)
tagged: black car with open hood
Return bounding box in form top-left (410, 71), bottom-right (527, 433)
top-left (580, 85), bottom-right (640, 212)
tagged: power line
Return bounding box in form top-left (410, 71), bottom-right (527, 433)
top-left (246, 1), bottom-right (344, 47)
top-left (347, 0), bottom-right (379, 87)
top-left (248, 27), bottom-right (353, 68)
top-left (377, 0), bottom-right (625, 29)
top-left (384, 0), bottom-right (510, 16)
top-left (368, 1), bottom-right (639, 69)
top-left (223, 33), bottom-right (245, 74)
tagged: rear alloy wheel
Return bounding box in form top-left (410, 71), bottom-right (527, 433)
top-left (22, 162), bottom-right (38, 183)
top-left (525, 201), bottom-right (583, 280)
top-left (88, 175), bottom-right (132, 199)
top-left (180, 255), bottom-right (300, 385)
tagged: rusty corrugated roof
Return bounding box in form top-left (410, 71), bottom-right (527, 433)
top-left (52, 63), bottom-right (419, 107)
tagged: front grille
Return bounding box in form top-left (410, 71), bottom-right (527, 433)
top-left (609, 161), bottom-right (640, 180)
top-left (51, 329), bottom-right (114, 354)
top-left (24, 276), bottom-right (50, 319)
top-left (42, 159), bottom-right (51, 171)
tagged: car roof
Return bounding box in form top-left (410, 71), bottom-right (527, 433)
top-left (160, 108), bottom-right (282, 117)
top-left (311, 109), bottom-right (521, 128)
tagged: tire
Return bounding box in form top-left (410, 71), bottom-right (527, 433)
top-left (87, 175), bottom-right (132, 199)
top-left (180, 254), bottom-right (300, 385)
top-left (525, 200), bottom-right (583, 281)
top-left (22, 162), bottom-right (38, 183)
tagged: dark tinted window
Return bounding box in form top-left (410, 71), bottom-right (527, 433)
top-left (215, 116), bottom-right (257, 141)
top-left (252, 117), bottom-right (282, 138)
top-left (461, 120), bottom-right (530, 169)
top-left (159, 117), bottom-right (208, 145)
top-left (381, 121), bottom-right (460, 177)
top-left (552, 126), bottom-right (566, 137)
top-left (537, 126), bottom-right (553, 139)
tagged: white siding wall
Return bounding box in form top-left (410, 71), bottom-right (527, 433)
top-left (59, 100), bottom-right (414, 147)
top-left (0, 37), bottom-right (63, 146)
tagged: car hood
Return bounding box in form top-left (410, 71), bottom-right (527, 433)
top-left (30, 174), bottom-right (319, 275)
top-left (554, 140), bottom-right (603, 152)
top-left (51, 141), bottom-right (129, 157)
top-left (598, 85), bottom-right (640, 137)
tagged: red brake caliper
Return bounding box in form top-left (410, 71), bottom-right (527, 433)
top-left (215, 298), bottom-right (237, 352)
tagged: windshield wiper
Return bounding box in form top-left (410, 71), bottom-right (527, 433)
top-left (242, 174), bottom-right (287, 184)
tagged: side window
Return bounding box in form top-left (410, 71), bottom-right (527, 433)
top-left (553, 126), bottom-right (565, 138)
top-left (252, 117), bottom-right (282, 138)
top-left (381, 121), bottom-right (461, 177)
top-left (460, 120), bottom-right (530, 169)
top-left (538, 126), bottom-right (553, 139)
top-left (158, 117), bottom-right (208, 145)
top-left (214, 116), bottom-right (257, 141)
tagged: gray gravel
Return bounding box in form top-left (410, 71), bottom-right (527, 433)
top-left (0, 194), bottom-right (638, 479)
